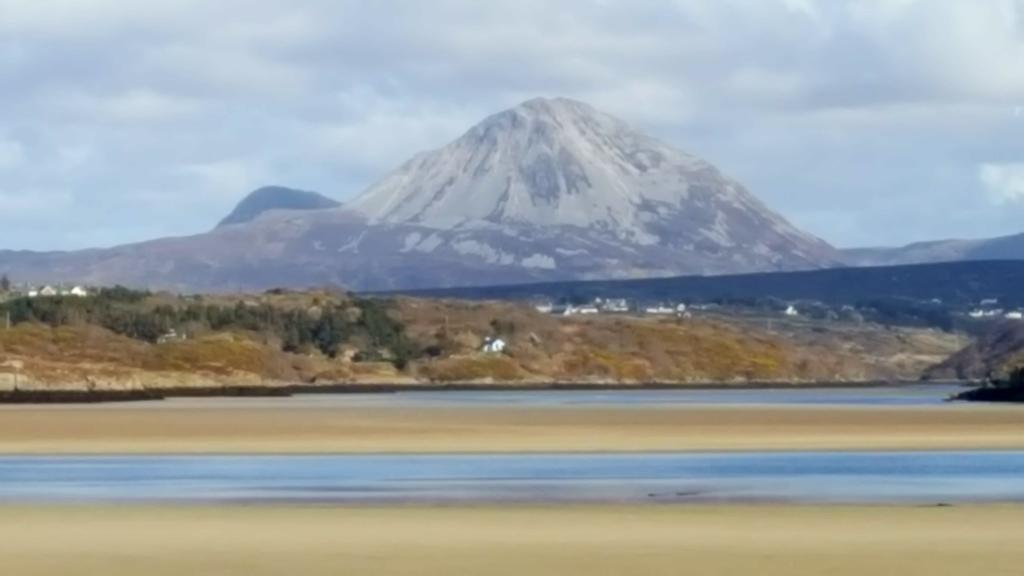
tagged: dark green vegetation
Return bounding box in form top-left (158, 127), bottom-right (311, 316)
top-left (216, 186), bottom-right (340, 228)
top-left (0, 288), bottom-right (415, 368)
top-left (388, 261), bottom-right (1024, 330)
top-left (954, 367), bottom-right (1024, 403)
top-left (928, 321), bottom-right (1024, 381)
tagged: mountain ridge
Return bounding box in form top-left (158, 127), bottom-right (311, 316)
top-left (841, 232), bottom-right (1024, 267)
top-left (349, 97), bottom-right (838, 273)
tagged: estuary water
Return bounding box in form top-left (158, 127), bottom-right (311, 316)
top-left (2, 451), bottom-right (1023, 505)
top-left (320, 384), bottom-right (969, 408)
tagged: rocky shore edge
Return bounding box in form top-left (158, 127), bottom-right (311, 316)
top-left (0, 379), bottom-right (950, 404)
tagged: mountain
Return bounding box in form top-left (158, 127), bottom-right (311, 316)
top-left (843, 232), bottom-right (1024, 267)
top-left (350, 97), bottom-right (838, 276)
top-left (0, 97), bottom-right (839, 292)
top-left (217, 186), bottom-right (339, 228)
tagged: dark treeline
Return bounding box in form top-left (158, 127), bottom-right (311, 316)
top-left (0, 287), bottom-right (416, 368)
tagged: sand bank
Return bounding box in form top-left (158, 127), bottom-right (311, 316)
top-left (1, 505), bottom-right (1021, 576)
top-left (1, 402), bottom-right (1022, 453)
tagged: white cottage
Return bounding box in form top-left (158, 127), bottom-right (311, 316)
top-left (482, 338), bottom-right (507, 354)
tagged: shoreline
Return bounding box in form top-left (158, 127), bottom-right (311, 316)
top-left (0, 379), bottom-right (971, 404)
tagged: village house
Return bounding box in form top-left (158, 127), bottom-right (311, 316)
top-left (57, 286), bottom-right (89, 297)
top-left (599, 298), bottom-right (630, 313)
top-left (481, 337), bottom-right (507, 354)
top-left (157, 329), bottom-right (188, 344)
top-left (563, 305), bottom-right (599, 317)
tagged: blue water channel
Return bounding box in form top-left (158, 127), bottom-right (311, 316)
top-left (287, 384), bottom-right (970, 409)
top-left (2, 451), bottom-right (1023, 505)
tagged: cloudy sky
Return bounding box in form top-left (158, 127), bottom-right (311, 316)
top-left (0, 0), bottom-right (1021, 250)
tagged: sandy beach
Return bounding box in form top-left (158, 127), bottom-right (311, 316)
top-left (2, 398), bottom-right (1022, 574)
top-left (0, 504), bottom-right (1020, 575)
top-left (1, 400), bottom-right (1022, 453)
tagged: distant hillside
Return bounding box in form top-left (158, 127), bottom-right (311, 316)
top-left (386, 261), bottom-right (1024, 309)
top-left (0, 288), bottom-right (958, 391)
top-left (217, 186), bottom-right (340, 228)
top-left (925, 322), bottom-right (1024, 381)
top-left (843, 232), bottom-right (1024, 267)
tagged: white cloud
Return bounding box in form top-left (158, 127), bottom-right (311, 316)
top-left (47, 89), bottom-right (204, 124)
top-left (55, 145), bottom-right (95, 172)
top-left (181, 159), bottom-right (265, 198)
top-left (0, 188), bottom-right (73, 214)
top-left (0, 0), bottom-right (1023, 249)
top-left (0, 139), bottom-right (25, 171)
top-left (980, 163), bottom-right (1024, 204)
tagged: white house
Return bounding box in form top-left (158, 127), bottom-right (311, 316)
top-left (534, 302), bottom-right (554, 314)
top-left (601, 298), bottom-right (630, 313)
top-left (1006, 311), bottom-right (1024, 320)
top-left (482, 338), bottom-right (507, 354)
top-left (38, 286), bottom-right (57, 297)
top-left (69, 286), bottom-right (89, 297)
top-left (784, 305), bottom-right (800, 317)
top-left (157, 329), bottom-right (187, 344)
top-left (645, 306), bottom-right (676, 315)
top-left (564, 305), bottom-right (599, 316)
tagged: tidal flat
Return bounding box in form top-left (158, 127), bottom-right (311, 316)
top-left (0, 389), bottom-right (1022, 454)
top-left (2, 505), bottom-right (1023, 576)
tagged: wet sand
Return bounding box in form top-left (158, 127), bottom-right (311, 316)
top-left (1, 504), bottom-right (1022, 575)
top-left (1, 401), bottom-right (1022, 453)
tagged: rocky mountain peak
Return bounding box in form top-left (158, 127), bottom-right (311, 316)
top-left (348, 97), bottom-right (835, 269)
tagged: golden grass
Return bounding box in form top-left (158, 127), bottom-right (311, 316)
top-left (1, 296), bottom-right (968, 387)
top-left (141, 333), bottom-right (273, 376)
top-left (0, 323), bottom-right (359, 386)
top-left (417, 354), bottom-right (527, 382)
top-left (2, 505), bottom-right (1022, 576)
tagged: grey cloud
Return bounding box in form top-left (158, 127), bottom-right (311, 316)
top-left (0, 0), bottom-right (1021, 250)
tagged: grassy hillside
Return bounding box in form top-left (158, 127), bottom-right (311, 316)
top-left (925, 322), bottom-right (1024, 380)
top-left (0, 289), bottom-right (965, 392)
top-left (395, 299), bottom-right (960, 384)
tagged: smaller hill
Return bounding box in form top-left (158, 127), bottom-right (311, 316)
top-left (926, 322), bottom-right (1024, 381)
top-left (217, 186), bottom-right (340, 228)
